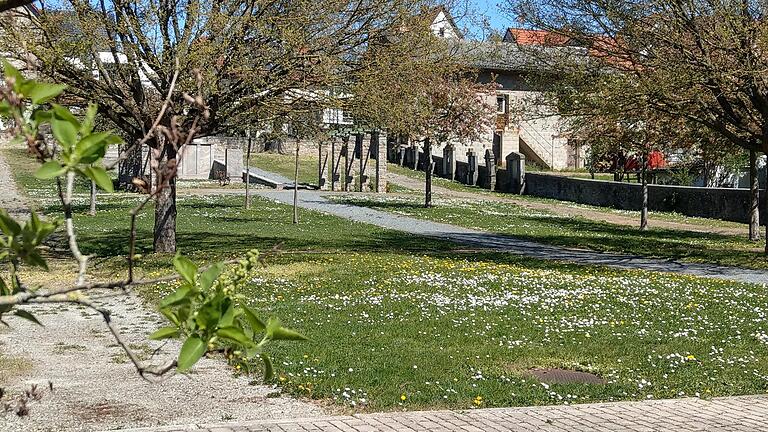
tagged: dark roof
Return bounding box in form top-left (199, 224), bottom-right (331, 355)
top-left (451, 39), bottom-right (586, 73)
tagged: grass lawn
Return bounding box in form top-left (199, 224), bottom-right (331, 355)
top-left (387, 164), bottom-right (748, 231)
top-left (329, 194), bottom-right (768, 270)
top-left (248, 151), bottom-right (380, 191)
top-left (6, 149), bottom-right (768, 412)
top-left (388, 163), bottom-right (489, 194)
top-left (248, 151), bottom-right (320, 186)
top-left (145, 253), bottom-right (768, 411)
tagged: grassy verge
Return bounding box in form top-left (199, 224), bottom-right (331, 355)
top-left (388, 163), bottom-right (491, 194)
top-left (144, 252), bottom-right (768, 411)
top-left (330, 194), bottom-right (767, 270)
top-left (388, 163), bottom-right (746, 231)
top-left (248, 151), bottom-right (319, 186)
top-left (6, 148), bottom-right (768, 412)
top-left (248, 151), bottom-right (381, 191)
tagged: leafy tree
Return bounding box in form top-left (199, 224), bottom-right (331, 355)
top-left (507, 0), bottom-right (768, 248)
top-left (350, 13), bottom-right (497, 207)
top-left (1, 0), bottom-right (430, 252)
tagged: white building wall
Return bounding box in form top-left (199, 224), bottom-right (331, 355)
top-left (430, 11), bottom-right (461, 39)
top-left (506, 90), bottom-right (571, 170)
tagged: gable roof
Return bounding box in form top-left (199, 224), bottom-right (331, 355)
top-left (451, 39), bottom-right (586, 73)
top-left (424, 5), bottom-right (463, 40)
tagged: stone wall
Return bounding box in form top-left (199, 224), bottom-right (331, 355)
top-left (525, 173), bottom-right (765, 224)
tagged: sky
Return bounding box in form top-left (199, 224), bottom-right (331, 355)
top-left (463, 0), bottom-right (515, 39)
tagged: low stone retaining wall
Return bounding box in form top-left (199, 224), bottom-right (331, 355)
top-left (525, 173), bottom-right (764, 224)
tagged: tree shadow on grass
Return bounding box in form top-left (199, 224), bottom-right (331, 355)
top-left (343, 199), bottom-right (765, 269)
top-left (72, 227), bottom-right (453, 260)
top-left (332, 198), bottom-right (427, 210)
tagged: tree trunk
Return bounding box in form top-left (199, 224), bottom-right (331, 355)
top-left (293, 138), bottom-right (299, 224)
top-left (88, 180), bottom-right (96, 216)
top-left (749, 150), bottom-right (760, 241)
top-left (118, 142), bottom-right (142, 190)
top-left (245, 131), bottom-right (252, 210)
top-left (152, 142), bottom-right (177, 253)
top-left (424, 137), bottom-right (432, 208)
top-left (640, 152), bottom-right (648, 231)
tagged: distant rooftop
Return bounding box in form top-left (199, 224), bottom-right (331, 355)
top-left (503, 28), bottom-right (577, 47)
top-left (451, 39), bottom-right (586, 73)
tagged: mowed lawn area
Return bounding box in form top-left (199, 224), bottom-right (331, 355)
top-left (331, 194), bottom-right (768, 270)
top-left (248, 150), bottom-right (379, 189)
top-left (6, 148), bottom-right (768, 412)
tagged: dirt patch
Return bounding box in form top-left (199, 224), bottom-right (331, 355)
top-left (71, 400), bottom-right (145, 423)
top-left (525, 368), bottom-right (606, 385)
top-left (0, 354), bottom-right (32, 386)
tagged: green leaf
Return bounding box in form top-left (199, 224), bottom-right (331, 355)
top-left (31, 108), bottom-right (52, 125)
top-left (217, 326), bottom-right (253, 346)
top-left (173, 255), bottom-right (198, 285)
top-left (0, 209), bottom-right (21, 235)
top-left (177, 335), bottom-right (207, 372)
top-left (149, 326), bottom-right (179, 340)
top-left (51, 115), bottom-right (78, 150)
top-left (2, 60), bottom-right (23, 92)
top-left (159, 308), bottom-right (180, 325)
top-left (13, 309), bottom-right (42, 326)
top-left (34, 161), bottom-right (66, 179)
top-left (260, 353), bottom-right (274, 381)
top-left (80, 103), bottom-right (98, 134)
top-left (24, 250), bottom-right (48, 271)
top-left (0, 276), bottom-right (9, 296)
top-left (82, 166), bottom-right (113, 192)
top-left (51, 104), bottom-right (79, 124)
top-left (242, 304), bottom-right (266, 333)
top-left (199, 263), bottom-right (223, 291)
top-left (194, 302), bottom-right (220, 330)
top-left (27, 82), bottom-right (67, 105)
top-left (75, 132), bottom-right (111, 163)
top-left (219, 303), bottom-right (236, 328)
top-left (266, 317), bottom-right (308, 341)
top-left (158, 286), bottom-right (191, 308)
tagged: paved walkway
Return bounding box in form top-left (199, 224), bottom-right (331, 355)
top-left (249, 190), bottom-right (768, 285)
top-left (119, 394), bottom-right (768, 431)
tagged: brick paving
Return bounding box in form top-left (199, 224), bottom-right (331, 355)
top-left (120, 395), bottom-right (768, 431)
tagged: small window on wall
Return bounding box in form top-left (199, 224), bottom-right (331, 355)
top-left (496, 96), bottom-right (507, 114)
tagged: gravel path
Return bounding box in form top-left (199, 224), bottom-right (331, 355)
top-left (252, 189), bottom-right (768, 285)
top-left (0, 295), bottom-right (326, 432)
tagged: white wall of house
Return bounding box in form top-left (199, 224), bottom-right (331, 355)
top-left (504, 90), bottom-right (572, 169)
top-left (426, 90), bottom-right (575, 170)
top-left (430, 10), bottom-right (461, 39)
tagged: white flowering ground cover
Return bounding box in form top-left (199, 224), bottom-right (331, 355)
top-left (185, 253), bottom-right (767, 411)
top-left (5, 149), bottom-right (768, 413)
top-left (331, 194), bottom-right (767, 270)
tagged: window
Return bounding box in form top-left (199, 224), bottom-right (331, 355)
top-left (439, 27), bottom-right (446, 37)
top-left (496, 96), bottom-right (507, 114)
